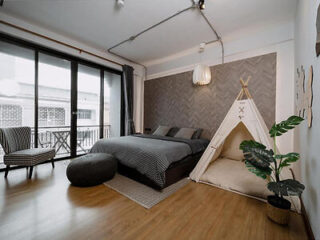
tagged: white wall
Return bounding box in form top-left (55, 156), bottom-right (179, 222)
top-left (146, 21), bottom-right (295, 155)
top-left (0, 12), bottom-right (146, 132)
top-left (295, 1), bottom-right (320, 239)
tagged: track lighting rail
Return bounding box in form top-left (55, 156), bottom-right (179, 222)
top-left (108, 1), bottom-right (224, 65)
top-left (108, 5), bottom-right (195, 52)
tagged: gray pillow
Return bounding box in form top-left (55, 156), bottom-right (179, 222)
top-left (153, 126), bottom-right (171, 136)
top-left (166, 127), bottom-right (180, 137)
top-left (174, 128), bottom-right (196, 139)
top-left (192, 128), bottom-right (203, 139)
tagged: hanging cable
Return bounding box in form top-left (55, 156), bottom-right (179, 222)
top-left (197, 9), bottom-right (225, 63)
top-left (108, 5), bottom-right (194, 52)
top-left (108, 1), bottom-right (224, 66)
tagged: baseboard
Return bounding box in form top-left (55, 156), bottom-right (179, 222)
top-left (301, 200), bottom-right (315, 240)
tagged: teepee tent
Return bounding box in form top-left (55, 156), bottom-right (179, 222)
top-left (190, 77), bottom-right (301, 212)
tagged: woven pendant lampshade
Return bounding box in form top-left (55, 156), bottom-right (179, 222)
top-left (193, 64), bottom-right (211, 85)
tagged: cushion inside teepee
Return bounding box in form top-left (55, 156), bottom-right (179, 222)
top-left (200, 122), bottom-right (272, 199)
top-left (220, 122), bottom-right (254, 161)
top-left (200, 157), bottom-right (272, 199)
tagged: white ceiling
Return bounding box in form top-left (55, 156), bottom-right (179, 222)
top-left (0, 0), bottom-right (297, 64)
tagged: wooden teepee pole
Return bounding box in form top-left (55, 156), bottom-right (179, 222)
top-left (237, 76), bottom-right (252, 100)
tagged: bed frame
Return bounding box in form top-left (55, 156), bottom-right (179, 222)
top-left (117, 151), bottom-right (204, 190)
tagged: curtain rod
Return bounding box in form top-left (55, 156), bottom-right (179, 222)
top-left (0, 20), bottom-right (124, 67)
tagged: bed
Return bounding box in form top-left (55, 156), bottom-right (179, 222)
top-left (90, 134), bottom-right (209, 190)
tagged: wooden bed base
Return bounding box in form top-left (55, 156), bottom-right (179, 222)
top-left (117, 152), bottom-right (204, 190)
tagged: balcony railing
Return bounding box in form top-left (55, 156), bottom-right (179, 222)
top-left (0, 125), bottom-right (110, 168)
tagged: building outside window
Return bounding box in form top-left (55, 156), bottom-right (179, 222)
top-left (39, 107), bottom-right (65, 127)
top-left (0, 104), bottom-right (22, 128)
top-left (77, 109), bottom-right (92, 120)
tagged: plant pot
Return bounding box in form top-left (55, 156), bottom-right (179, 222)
top-left (267, 195), bottom-right (291, 225)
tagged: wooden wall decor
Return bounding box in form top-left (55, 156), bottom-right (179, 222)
top-left (307, 66), bottom-right (313, 128)
top-left (296, 65), bottom-right (314, 128)
top-left (316, 4), bottom-right (320, 57)
top-left (296, 66), bottom-right (306, 117)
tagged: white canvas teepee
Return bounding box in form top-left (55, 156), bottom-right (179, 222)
top-left (190, 77), bottom-right (301, 212)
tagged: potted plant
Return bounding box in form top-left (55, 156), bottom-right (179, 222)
top-left (239, 115), bottom-right (305, 225)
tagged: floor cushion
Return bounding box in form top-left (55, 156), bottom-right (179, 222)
top-left (200, 157), bottom-right (272, 199)
top-left (67, 153), bottom-right (117, 187)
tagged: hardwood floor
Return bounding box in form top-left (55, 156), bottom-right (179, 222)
top-left (0, 161), bottom-right (308, 240)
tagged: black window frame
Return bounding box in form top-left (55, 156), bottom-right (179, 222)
top-left (0, 33), bottom-right (124, 169)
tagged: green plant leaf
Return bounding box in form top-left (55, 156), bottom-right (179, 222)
top-left (240, 140), bottom-right (266, 151)
top-left (269, 116), bottom-right (304, 138)
top-left (267, 179), bottom-right (305, 196)
top-left (245, 161), bottom-right (272, 179)
top-left (240, 140), bottom-right (274, 169)
top-left (275, 152), bottom-right (299, 160)
top-left (277, 152), bottom-right (300, 169)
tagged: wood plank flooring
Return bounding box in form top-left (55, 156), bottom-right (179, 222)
top-left (0, 161), bottom-right (308, 240)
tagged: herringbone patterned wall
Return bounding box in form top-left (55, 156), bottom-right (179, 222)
top-left (144, 53), bottom-right (276, 139)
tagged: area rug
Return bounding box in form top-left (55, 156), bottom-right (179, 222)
top-left (104, 174), bottom-right (190, 209)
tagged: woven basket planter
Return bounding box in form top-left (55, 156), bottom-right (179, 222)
top-left (266, 195), bottom-right (291, 225)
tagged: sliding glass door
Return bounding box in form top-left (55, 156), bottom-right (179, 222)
top-left (0, 41), bottom-right (35, 168)
top-left (104, 71), bottom-right (121, 138)
top-left (0, 34), bottom-right (123, 169)
top-left (77, 64), bottom-right (101, 154)
top-left (38, 53), bottom-right (72, 158)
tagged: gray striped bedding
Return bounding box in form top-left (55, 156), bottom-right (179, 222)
top-left (90, 134), bottom-right (209, 188)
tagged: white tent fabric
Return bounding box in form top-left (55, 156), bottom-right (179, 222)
top-left (190, 98), bottom-right (273, 181)
top-left (190, 97), bottom-right (301, 212)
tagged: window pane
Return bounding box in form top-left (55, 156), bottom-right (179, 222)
top-left (77, 65), bottom-right (100, 154)
top-left (104, 72), bottom-right (121, 138)
top-left (38, 53), bottom-right (71, 158)
top-left (0, 41), bottom-right (35, 168)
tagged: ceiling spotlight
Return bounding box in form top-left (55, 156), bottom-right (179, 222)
top-left (198, 0), bottom-right (205, 10)
top-left (117, 0), bottom-right (124, 7)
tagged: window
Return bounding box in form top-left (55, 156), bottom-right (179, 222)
top-left (39, 107), bottom-right (65, 127)
top-left (0, 41), bottom-right (35, 129)
top-left (104, 71), bottom-right (121, 138)
top-left (0, 40), bottom-right (35, 168)
top-left (0, 105), bottom-right (22, 127)
top-left (77, 109), bottom-right (92, 120)
top-left (0, 34), bottom-right (122, 168)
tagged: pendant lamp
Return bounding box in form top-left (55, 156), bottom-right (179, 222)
top-left (193, 43), bottom-right (211, 85)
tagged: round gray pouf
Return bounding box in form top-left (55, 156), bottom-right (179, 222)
top-left (67, 153), bottom-right (117, 187)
